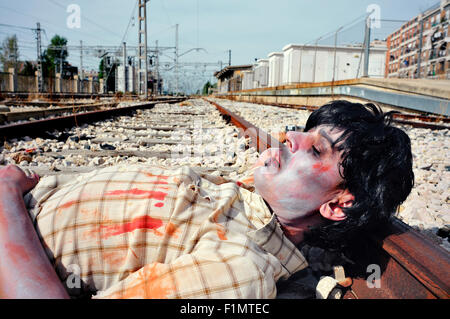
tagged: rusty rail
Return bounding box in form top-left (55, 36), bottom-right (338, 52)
top-left (206, 98), bottom-right (450, 299)
top-left (214, 98), bottom-right (450, 130)
top-left (0, 98), bottom-right (186, 140)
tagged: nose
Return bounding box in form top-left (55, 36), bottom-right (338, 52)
top-left (285, 131), bottom-right (312, 153)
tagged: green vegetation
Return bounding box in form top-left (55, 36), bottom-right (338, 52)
top-left (0, 35), bottom-right (19, 72)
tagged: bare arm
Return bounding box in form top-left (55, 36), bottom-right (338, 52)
top-left (0, 165), bottom-right (69, 299)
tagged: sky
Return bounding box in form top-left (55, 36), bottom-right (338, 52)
top-left (0, 0), bottom-right (440, 92)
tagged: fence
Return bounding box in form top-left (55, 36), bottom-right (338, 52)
top-left (0, 68), bottom-right (104, 94)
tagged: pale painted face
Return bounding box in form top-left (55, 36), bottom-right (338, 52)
top-left (254, 125), bottom-right (345, 224)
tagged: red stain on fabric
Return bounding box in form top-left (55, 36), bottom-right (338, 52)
top-left (105, 263), bottom-right (175, 299)
top-left (80, 208), bottom-right (101, 218)
top-left (240, 176), bottom-right (254, 185)
top-left (165, 222), bottom-right (180, 238)
top-left (105, 188), bottom-right (168, 201)
top-left (146, 180), bottom-right (169, 185)
top-left (82, 215), bottom-right (165, 240)
top-left (216, 224), bottom-right (228, 240)
top-left (57, 200), bottom-right (79, 210)
top-left (144, 172), bottom-right (169, 180)
top-left (130, 248), bottom-right (139, 259)
top-left (154, 202), bottom-right (164, 208)
top-left (103, 251), bottom-right (127, 267)
top-left (92, 216), bottom-right (164, 240)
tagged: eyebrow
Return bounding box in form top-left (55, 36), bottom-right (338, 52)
top-left (318, 129), bottom-right (339, 151)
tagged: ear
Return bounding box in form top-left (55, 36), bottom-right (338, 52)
top-left (319, 189), bottom-right (354, 221)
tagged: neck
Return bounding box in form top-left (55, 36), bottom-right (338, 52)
top-left (262, 199), bottom-right (325, 245)
top-left (275, 211), bottom-right (325, 245)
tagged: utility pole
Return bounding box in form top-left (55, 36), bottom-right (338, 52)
top-left (312, 37), bottom-right (322, 83)
top-left (332, 26), bottom-right (343, 83)
top-left (138, 0), bottom-right (149, 98)
top-left (123, 41), bottom-right (127, 92)
top-left (35, 22), bottom-right (43, 93)
top-left (175, 23), bottom-right (179, 96)
top-left (228, 49), bottom-right (231, 66)
top-left (155, 40), bottom-right (160, 95)
top-left (363, 16), bottom-right (371, 78)
top-left (60, 47), bottom-right (63, 78)
top-left (80, 40), bottom-right (83, 80)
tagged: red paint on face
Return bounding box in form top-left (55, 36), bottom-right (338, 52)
top-left (99, 216), bottom-right (163, 239)
top-left (313, 162), bottom-right (331, 173)
top-left (105, 188), bottom-right (168, 201)
top-left (154, 202), bottom-right (164, 208)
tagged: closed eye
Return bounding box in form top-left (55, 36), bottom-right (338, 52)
top-left (312, 146), bottom-right (321, 157)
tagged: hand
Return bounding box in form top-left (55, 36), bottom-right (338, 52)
top-left (0, 165), bottom-right (40, 194)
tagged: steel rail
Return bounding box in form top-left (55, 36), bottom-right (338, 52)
top-left (217, 98), bottom-right (450, 130)
top-left (205, 98), bottom-right (450, 299)
top-left (0, 98), bottom-right (186, 140)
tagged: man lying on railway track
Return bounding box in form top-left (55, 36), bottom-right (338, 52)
top-left (0, 100), bottom-right (414, 299)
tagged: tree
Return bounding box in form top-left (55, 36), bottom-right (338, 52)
top-left (202, 81), bottom-right (217, 95)
top-left (19, 61), bottom-right (37, 76)
top-left (202, 81), bottom-right (212, 95)
top-left (0, 35), bottom-right (19, 72)
top-left (42, 35), bottom-right (68, 78)
top-left (98, 56), bottom-right (116, 92)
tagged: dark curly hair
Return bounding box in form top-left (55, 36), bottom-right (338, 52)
top-left (302, 100), bottom-right (414, 251)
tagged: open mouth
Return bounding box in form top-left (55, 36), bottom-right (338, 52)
top-left (263, 148), bottom-right (282, 171)
top-left (264, 157), bottom-right (280, 168)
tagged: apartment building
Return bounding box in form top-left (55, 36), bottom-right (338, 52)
top-left (386, 0), bottom-right (450, 79)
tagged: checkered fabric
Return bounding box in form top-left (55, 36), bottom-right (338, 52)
top-left (24, 165), bottom-right (307, 299)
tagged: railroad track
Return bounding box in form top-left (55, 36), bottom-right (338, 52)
top-left (220, 99), bottom-right (450, 130)
top-left (0, 98), bottom-right (257, 178)
top-left (0, 98), bottom-right (186, 140)
top-left (0, 97), bottom-right (448, 299)
top-left (206, 98), bottom-right (450, 299)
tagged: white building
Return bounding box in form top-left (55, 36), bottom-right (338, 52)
top-left (253, 59), bottom-right (269, 88)
top-left (116, 65), bottom-right (137, 93)
top-left (268, 52), bottom-right (284, 87)
top-left (242, 70), bottom-right (254, 90)
top-left (281, 42), bottom-right (387, 84)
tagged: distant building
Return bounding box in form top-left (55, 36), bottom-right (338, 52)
top-left (241, 70), bottom-right (254, 90)
top-left (214, 65), bottom-right (253, 93)
top-left (116, 65), bottom-right (138, 93)
top-left (385, 0), bottom-right (450, 79)
top-left (281, 42), bottom-right (387, 85)
top-left (268, 52), bottom-right (284, 87)
top-left (253, 59), bottom-right (269, 88)
top-left (61, 62), bottom-right (78, 79)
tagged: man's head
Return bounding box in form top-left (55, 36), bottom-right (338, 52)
top-left (254, 100), bottom-right (414, 249)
